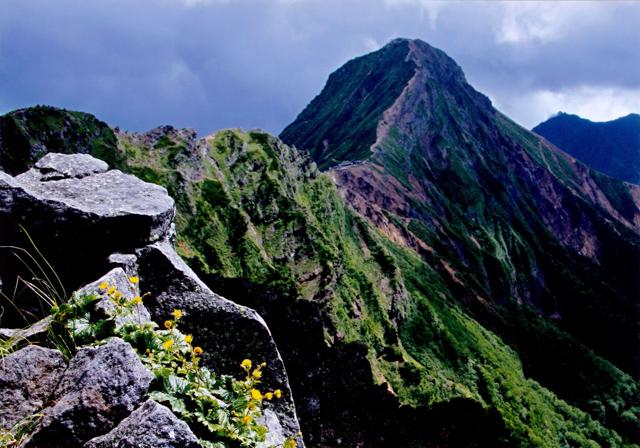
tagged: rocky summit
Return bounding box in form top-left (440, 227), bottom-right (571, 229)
top-left (2, 38), bottom-right (640, 448)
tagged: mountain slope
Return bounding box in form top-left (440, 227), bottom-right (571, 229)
top-left (282, 38), bottom-right (640, 444)
top-left (4, 109), bottom-right (638, 447)
top-left (532, 112), bottom-right (640, 184)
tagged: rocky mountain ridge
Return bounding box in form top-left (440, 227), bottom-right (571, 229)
top-left (282, 38), bottom-right (640, 444)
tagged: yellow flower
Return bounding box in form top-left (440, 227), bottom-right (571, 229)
top-left (241, 415), bottom-right (252, 424)
top-left (247, 402), bottom-right (257, 411)
top-left (107, 286), bottom-right (116, 295)
top-left (163, 339), bottom-right (174, 349)
top-left (114, 291), bottom-right (122, 298)
top-left (284, 440), bottom-right (297, 448)
top-left (173, 309), bottom-right (182, 319)
top-left (164, 320), bottom-right (172, 329)
top-left (129, 276), bottom-right (139, 284)
top-left (250, 389), bottom-right (262, 400)
top-left (275, 389), bottom-right (282, 398)
top-left (133, 296), bottom-right (143, 304)
top-left (241, 359), bottom-right (252, 369)
top-left (252, 370), bottom-right (262, 379)
top-left (193, 347), bottom-right (203, 356)
top-left (99, 282), bottom-right (108, 289)
top-left (264, 392), bottom-right (273, 400)
top-left (184, 335), bottom-right (193, 344)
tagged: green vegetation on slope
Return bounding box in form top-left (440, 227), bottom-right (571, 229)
top-left (3, 105), bottom-right (639, 446)
top-left (533, 113), bottom-right (640, 185)
top-left (279, 39), bottom-right (417, 170)
top-left (0, 105), bottom-right (125, 175)
top-left (278, 35), bottom-right (640, 443)
top-left (116, 126), bottom-right (639, 447)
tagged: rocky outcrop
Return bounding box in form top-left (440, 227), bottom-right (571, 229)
top-left (0, 345), bottom-right (66, 431)
top-left (85, 399), bottom-right (201, 448)
top-left (135, 241), bottom-right (301, 442)
top-left (0, 153), bottom-right (303, 447)
top-left (0, 152), bottom-right (174, 326)
top-left (24, 338), bottom-right (155, 447)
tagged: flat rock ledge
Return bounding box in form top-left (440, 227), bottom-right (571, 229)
top-left (2, 152), bottom-right (175, 242)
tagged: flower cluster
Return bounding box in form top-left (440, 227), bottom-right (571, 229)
top-left (54, 275), bottom-right (295, 448)
top-left (98, 276), bottom-right (147, 329)
top-left (238, 358), bottom-right (284, 432)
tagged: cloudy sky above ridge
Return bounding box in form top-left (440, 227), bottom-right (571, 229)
top-left (2, 1), bottom-right (639, 138)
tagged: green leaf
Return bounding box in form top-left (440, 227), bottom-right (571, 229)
top-left (166, 374), bottom-right (193, 395)
top-left (216, 409), bottom-right (230, 427)
top-left (149, 390), bottom-right (190, 418)
top-left (198, 438), bottom-right (227, 448)
top-left (148, 390), bottom-right (175, 403)
top-left (230, 395), bottom-right (249, 412)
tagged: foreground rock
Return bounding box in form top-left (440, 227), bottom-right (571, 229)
top-left (0, 153), bottom-right (304, 447)
top-left (0, 152), bottom-right (174, 326)
top-left (0, 345), bottom-right (66, 430)
top-left (24, 338), bottom-right (154, 447)
top-left (136, 241), bottom-right (303, 445)
top-left (85, 399), bottom-right (201, 448)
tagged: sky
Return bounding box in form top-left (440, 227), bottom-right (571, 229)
top-left (1, 1), bottom-right (639, 139)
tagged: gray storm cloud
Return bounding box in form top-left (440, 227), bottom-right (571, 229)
top-left (1, 0), bottom-right (638, 136)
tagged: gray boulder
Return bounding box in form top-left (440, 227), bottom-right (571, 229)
top-left (85, 399), bottom-right (201, 448)
top-left (257, 409), bottom-right (285, 448)
top-left (0, 345), bottom-right (66, 430)
top-left (12, 153), bottom-right (173, 229)
top-left (33, 152), bottom-right (109, 181)
top-left (25, 337), bottom-right (154, 446)
top-left (0, 153), bottom-right (174, 327)
top-left (136, 241), bottom-right (304, 447)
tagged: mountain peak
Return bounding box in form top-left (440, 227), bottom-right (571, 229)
top-left (278, 39), bottom-right (640, 446)
top-left (405, 38), bottom-right (467, 82)
top-left (280, 38), bottom-right (489, 170)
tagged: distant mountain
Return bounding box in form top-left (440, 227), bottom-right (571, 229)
top-left (0, 105), bottom-right (125, 175)
top-left (3, 39), bottom-right (640, 447)
top-left (533, 112), bottom-right (640, 184)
